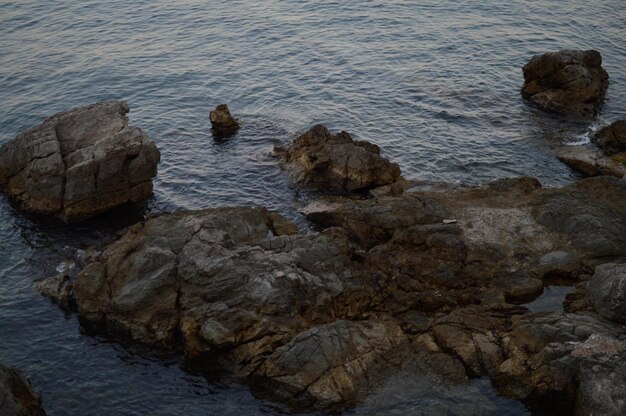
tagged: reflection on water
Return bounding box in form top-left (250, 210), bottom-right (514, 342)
top-left (1, 0), bottom-right (625, 414)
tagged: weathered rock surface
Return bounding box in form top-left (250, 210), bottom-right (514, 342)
top-left (38, 175), bottom-right (626, 412)
top-left (587, 263), bottom-right (626, 323)
top-left (209, 104), bottom-right (239, 137)
top-left (0, 101), bottom-right (160, 222)
top-left (276, 124), bottom-right (402, 194)
top-left (593, 120), bottom-right (626, 155)
top-left (0, 365), bottom-right (46, 416)
top-left (521, 50), bottom-right (609, 117)
top-left (555, 145), bottom-right (625, 178)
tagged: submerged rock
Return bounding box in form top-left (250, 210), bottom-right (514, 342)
top-left (276, 124), bottom-right (402, 194)
top-left (554, 145), bottom-right (625, 178)
top-left (521, 50), bottom-right (609, 117)
top-left (0, 365), bottom-right (46, 416)
top-left (209, 104), bottom-right (239, 137)
top-left (0, 101), bottom-right (160, 222)
top-left (593, 120), bottom-right (626, 155)
top-left (587, 263), bottom-right (626, 324)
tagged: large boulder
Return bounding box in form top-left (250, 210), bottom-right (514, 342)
top-left (587, 263), bottom-right (626, 323)
top-left (0, 365), bottom-right (46, 416)
top-left (593, 120), bottom-right (626, 155)
top-left (276, 124), bottom-right (402, 194)
top-left (0, 101), bottom-right (160, 222)
top-left (521, 50), bottom-right (609, 117)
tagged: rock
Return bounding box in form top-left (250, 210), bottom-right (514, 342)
top-left (593, 120), bottom-right (626, 155)
top-left (251, 319), bottom-right (406, 410)
top-left (0, 365), bottom-right (46, 416)
top-left (276, 124), bottom-right (402, 193)
top-left (0, 101), bottom-right (160, 222)
top-left (209, 104), bottom-right (239, 137)
top-left (521, 50), bottom-right (609, 117)
top-left (494, 312), bottom-right (626, 414)
top-left (554, 145), bottom-right (625, 178)
top-left (587, 263), bottom-right (626, 323)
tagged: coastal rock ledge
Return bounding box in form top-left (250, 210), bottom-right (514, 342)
top-left (521, 49), bottom-right (609, 117)
top-left (0, 101), bottom-right (160, 222)
top-left (38, 176), bottom-right (626, 414)
top-left (0, 365), bottom-right (46, 416)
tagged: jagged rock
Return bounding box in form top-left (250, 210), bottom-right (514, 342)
top-left (251, 318), bottom-right (406, 410)
top-left (0, 101), bottom-right (160, 222)
top-left (209, 104), bottom-right (239, 137)
top-left (276, 124), bottom-right (402, 193)
top-left (587, 263), bottom-right (626, 324)
top-left (494, 312), bottom-right (626, 415)
top-left (37, 175), bottom-right (626, 412)
top-left (554, 145), bottom-right (625, 178)
top-left (521, 50), bottom-right (609, 117)
top-left (593, 120), bottom-right (626, 155)
top-left (0, 365), bottom-right (46, 416)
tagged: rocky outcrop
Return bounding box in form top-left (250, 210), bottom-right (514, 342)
top-left (0, 365), bottom-right (46, 416)
top-left (587, 263), bottom-right (626, 323)
top-left (593, 120), bottom-right (626, 155)
top-left (554, 145), bottom-right (625, 178)
top-left (37, 175), bottom-right (626, 412)
top-left (276, 125), bottom-right (403, 194)
top-left (521, 50), bottom-right (609, 117)
top-left (209, 104), bottom-right (239, 137)
top-left (0, 101), bottom-right (160, 222)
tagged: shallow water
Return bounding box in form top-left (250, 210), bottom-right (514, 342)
top-left (1, 1), bottom-right (625, 414)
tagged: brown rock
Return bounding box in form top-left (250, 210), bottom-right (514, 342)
top-left (521, 50), bottom-right (609, 117)
top-left (555, 145), bottom-right (625, 178)
top-left (276, 124), bottom-right (402, 193)
top-left (0, 365), bottom-right (46, 416)
top-left (593, 120), bottom-right (626, 155)
top-left (209, 104), bottom-right (239, 137)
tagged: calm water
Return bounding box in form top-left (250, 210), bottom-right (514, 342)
top-left (1, 1), bottom-right (624, 414)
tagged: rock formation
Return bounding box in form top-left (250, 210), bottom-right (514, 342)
top-left (276, 124), bottom-right (403, 194)
top-left (521, 50), bottom-right (609, 117)
top-left (0, 101), bottom-right (160, 222)
top-left (37, 173), bottom-right (626, 413)
top-left (209, 104), bottom-right (239, 137)
top-left (0, 365), bottom-right (46, 416)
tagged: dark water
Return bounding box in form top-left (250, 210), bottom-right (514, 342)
top-left (1, 1), bottom-right (624, 414)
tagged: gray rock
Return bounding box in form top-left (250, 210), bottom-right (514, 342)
top-left (554, 145), bottom-right (625, 178)
top-left (0, 101), bottom-right (160, 222)
top-left (521, 50), bottom-right (609, 117)
top-left (587, 263), bottom-right (626, 323)
top-left (276, 124), bottom-right (402, 193)
top-left (593, 120), bottom-right (626, 156)
top-left (576, 360), bottom-right (626, 416)
top-left (0, 365), bottom-right (46, 416)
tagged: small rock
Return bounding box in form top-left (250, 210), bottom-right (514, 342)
top-left (587, 263), bottom-right (626, 323)
top-left (0, 365), bottom-right (46, 416)
top-left (521, 50), bottom-right (609, 118)
top-left (593, 120), bottom-right (626, 156)
top-left (0, 101), bottom-right (160, 222)
top-left (209, 104), bottom-right (239, 137)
